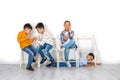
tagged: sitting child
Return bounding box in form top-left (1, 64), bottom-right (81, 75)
top-left (60, 20), bottom-right (77, 67)
top-left (17, 23), bottom-right (38, 71)
top-left (35, 23), bottom-right (55, 67)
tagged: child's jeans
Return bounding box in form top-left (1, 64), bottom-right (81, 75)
top-left (23, 45), bottom-right (37, 67)
top-left (63, 39), bottom-right (76, 61)
top-left (38, 43), bottom-right (54, 61)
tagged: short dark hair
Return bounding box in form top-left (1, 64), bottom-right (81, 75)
top-left (23, 23), bottom-right (32, 30)
top-left (64, 20), bottom-right (71, 25)
top-left (88, 53), bottom-right (95, 60)
top-left (35, 23), bottom-right (44, 29)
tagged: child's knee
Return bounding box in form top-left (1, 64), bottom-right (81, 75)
top-left (38, 46), bottom-right (42, 50)
top-left (44, 49), bottom-right (49, 54)
top-left (29, 52), bottom-right (34, 57)
top-left (38, 47), bottom-right (43, 52)
top-left (64, 49), bottom-right (69, 53)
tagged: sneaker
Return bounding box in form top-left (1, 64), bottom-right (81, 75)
top-left (32, 58), bottom-right (36, 62)
top-left (75, 45), bottom-right (78, 50)
top-left (46, 63), bottom-right (53, 67)
top-left (61, 45), bottom-right (63, 49)
top-left (26, 66), bottom-right (34, 71)
top-left (66, 61), bottom-right (71, 67)
top-left (46, 60), bottom-right (55, 67)
top-left (40, 57), bottom-right (47, 64)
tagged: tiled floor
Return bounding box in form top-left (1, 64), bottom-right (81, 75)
top-left (0, 64), bottom-right (120, 80)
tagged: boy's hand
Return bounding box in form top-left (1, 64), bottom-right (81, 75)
top-left (32, 37), bottom-right (38, 41)
top-left (26, 35), bottom-right (30, 39)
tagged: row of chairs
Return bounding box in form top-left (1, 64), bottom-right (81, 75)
top-left (20, 35), bottom-right (98, 68)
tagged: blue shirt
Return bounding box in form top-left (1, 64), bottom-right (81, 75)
top-left (79, 57), bottom-right (88, 67)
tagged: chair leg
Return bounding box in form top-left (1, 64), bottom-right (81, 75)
top-left (38, 56), bottom-right (40, 67)
top-left (95, 54), bottom-right (97, 67)
top-left (20, 50), bottom-right (24, 68)
top-left (57, 61), bottom-right (59, 68)
top-left (57, 50), bottom-right (60, 68)
top-left (75, 50), bottom-right (79, 68)
top-left (38, 62), bottom-right (40, 67)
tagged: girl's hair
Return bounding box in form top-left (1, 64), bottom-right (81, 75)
top-left (64, 20), bottom-right (71, 26)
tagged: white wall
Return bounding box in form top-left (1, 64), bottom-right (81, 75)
top-left (0, 0), bottom-right (120, 64)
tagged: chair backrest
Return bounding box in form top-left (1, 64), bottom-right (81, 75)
top-left (76, 35), bottom-right (94, 57)
top-left (76, 34), bottom-right (101, 63)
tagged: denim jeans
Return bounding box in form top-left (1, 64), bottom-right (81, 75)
top-left (38, 43), bottom-right (54, 61)
top-left (63, 39), bottom-right (76, 61)
top-left (23, 45), bottom-right (37, 66)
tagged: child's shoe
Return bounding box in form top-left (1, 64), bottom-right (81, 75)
top-left (75, 45), bottom-right (78, 50)
top-left (66, 61), bottom-right (71, 67)
top-left (26, 65), bottom-right (34, 71)
top-left (46, 59), bottom-right (55, 67)
top-left (40, 57), bottom-right (47, 64)
top-left (32, 58), bottom-right (36, 62)
top-left (61, 45), bottom-right (63, 49)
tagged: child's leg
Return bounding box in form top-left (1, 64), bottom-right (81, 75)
top-left (38, 45), bottom-right (46, 59)
top-left (63, 39), bottom-right (75, 49)
top-left (38, 44), bottom-right (47, 64)
top-left (63, 39), bottom-right (75, 61)
top-left (23, 46), bottom-right (34, 67)
top-left (29, 45), bottom-right (38, 56)
top-left (44, 43), bottom-right (54, 61)
top-left (64, 49), bottom-right (71, 67)
top-left (64, 49), bottom-right (70, 61)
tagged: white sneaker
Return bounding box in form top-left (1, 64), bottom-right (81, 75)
top-left (66, 61), bottom-right (71, 67)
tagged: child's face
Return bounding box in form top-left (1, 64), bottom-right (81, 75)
top-left (87, 55), bottom-right (94, 61)
top-left (36, 28), bottom-right (44, 34)
top-left (64, 22), bottom-right (71, 31)
top-left (24, 28), bottom-right (31, 34)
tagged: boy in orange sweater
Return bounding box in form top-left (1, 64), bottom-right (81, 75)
top-left (17, 23), bottom-right (44, 71)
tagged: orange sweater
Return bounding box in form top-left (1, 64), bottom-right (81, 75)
top-left (17, 31), bottom-right (33, 49)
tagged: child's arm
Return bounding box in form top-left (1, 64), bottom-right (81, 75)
top-left (36, 40), bottom-right (45, 46)
top-left (17, 33), bottom-right (28, 43)
top-left (69, 31), bottom-right (74, 39)
top-left (88, 62), bottom-right (102, 65)
top-left (86, 62), bottom-right (102, 67)
top-left (17, 32), bottom-right (37, 43)
top-left (60, 32), bottom-right (66, 44)
top-left (85, 63), bottom-right (93, 67)
top-left (35, 34), bottom-right (46, 45)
